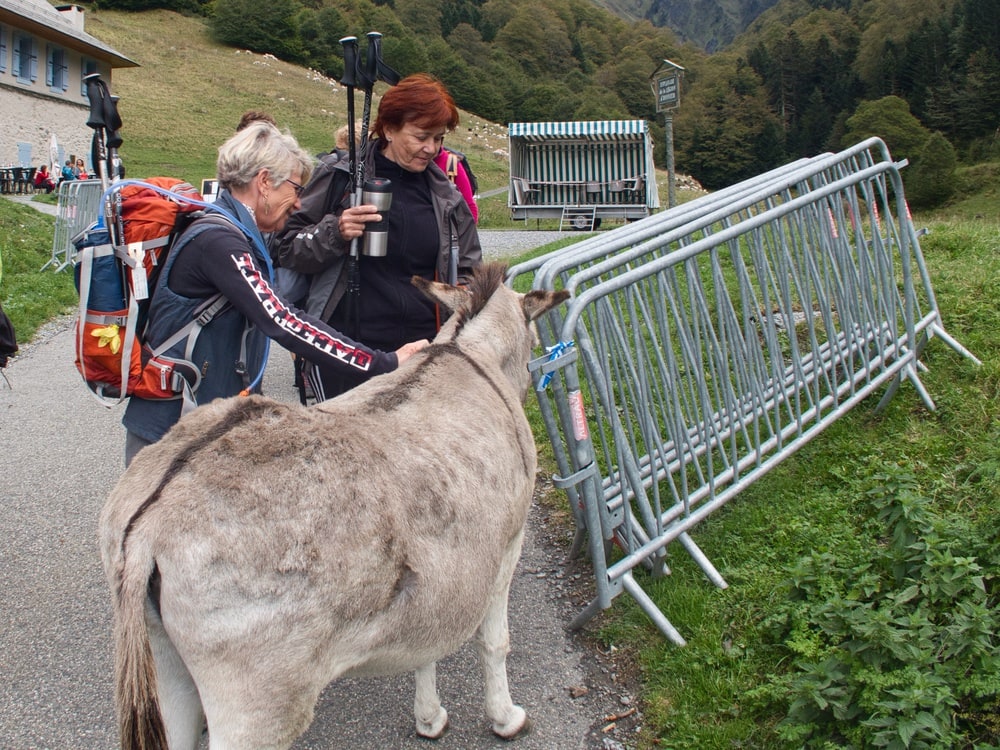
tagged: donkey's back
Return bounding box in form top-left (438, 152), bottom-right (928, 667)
top-left (99, 263), bottom-right (568, 749)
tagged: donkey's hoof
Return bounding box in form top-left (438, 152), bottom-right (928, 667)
top-left (415, 707), bottom-right (449, 740)
top-left (492, 706), bottom-right (530, 740)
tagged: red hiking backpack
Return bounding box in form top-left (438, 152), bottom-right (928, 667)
top-left (73, 177), bottom-right (223, 405)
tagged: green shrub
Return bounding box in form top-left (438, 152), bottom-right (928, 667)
top-left (750, 465), bottom-right (1000, 748)
top-left (210, 0), bottom-right (306, 64)
top-left (907, 132), bottom-right (957, 209)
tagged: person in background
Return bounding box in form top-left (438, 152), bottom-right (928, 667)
top-left (75, 158), bottom-right (89, 179)
top-left (333, 122), bottom-right (363, 154)
top-left (60, 159), bottom-right (76, 183)
top-left (434, 147), bottom-right (478, 222)
top-left (33, 164), bottom-right (56, 193)
top-left (272, 73), bottom-right (482, 402)
top-left (122, 121), bottom-right (428, 465)
top-left (237, 110), bottom-right (277, 132)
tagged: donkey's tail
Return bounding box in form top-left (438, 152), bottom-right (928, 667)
top-left (112, 549), bottom-right (168, 750)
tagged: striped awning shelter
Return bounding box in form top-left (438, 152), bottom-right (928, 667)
top-left (508, 120), bottom-right (649, 142)
top-left (508, 120), bottom-right (659, 210)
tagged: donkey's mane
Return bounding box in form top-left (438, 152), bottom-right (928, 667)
top-left (459, 262), bottom-right (509, 325)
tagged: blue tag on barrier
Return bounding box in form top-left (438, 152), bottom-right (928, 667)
top-left (537, 340), bottom-right (574, 390)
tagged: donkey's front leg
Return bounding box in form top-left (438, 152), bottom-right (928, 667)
top-left (413, 662), bottom-right (449, 739)
top-left (476, 531), bottom-right (528, 739)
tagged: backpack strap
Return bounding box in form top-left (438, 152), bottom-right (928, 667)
top-left (445, 152), bottom-right (459, 184)
top-left (323, 164), bottom-right (354, 217)
top-left (73, 225), bottom-right (131, 406)
top-left (143, 214), bottom-right (238, 414)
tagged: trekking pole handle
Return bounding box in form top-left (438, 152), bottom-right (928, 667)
top-left (370, 30), bottom-right (401, 85)
top-left (365, 32), bottom-right (381, 85)
top-left (105, 95), bottom-right (124, 149)
top-left (340, 36), bottom-right (359, 88)
top-left (83, 73), bottom-right (106, 130)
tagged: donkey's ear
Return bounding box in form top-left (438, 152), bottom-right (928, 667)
top-left (411, 275), bottom-right (470, 313)
top-left (522, 289), bottom-right (570, 322)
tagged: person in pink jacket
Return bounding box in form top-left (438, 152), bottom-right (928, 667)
top-left (435, 147), bottom-right (479, 223)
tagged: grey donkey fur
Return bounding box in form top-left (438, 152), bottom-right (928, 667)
top-left (99, 262), bottom-right (570, 749)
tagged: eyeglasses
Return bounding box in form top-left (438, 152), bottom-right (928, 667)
top-left (285, 179), bottom-right (305, 197)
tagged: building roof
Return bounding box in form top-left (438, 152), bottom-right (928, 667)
top-left (0, 0), bottom-right (137, 68)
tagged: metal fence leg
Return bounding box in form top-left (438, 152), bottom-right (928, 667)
top-left (622, 573), bottom-right (687, 646)
top-left (677, 532), bottom-right (728, 590)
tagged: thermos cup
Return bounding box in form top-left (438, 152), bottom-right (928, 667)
top-left (361, 177), bottom-right (392, 257)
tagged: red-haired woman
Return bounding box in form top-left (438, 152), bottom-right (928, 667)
top-left (273, 73), bottom-right (482, 401)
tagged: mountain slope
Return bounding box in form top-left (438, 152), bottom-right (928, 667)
top-left (592, 0), bottom-right (781, 51)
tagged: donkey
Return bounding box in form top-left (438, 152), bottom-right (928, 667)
top-left (98, 262), bottom-right (569, 750)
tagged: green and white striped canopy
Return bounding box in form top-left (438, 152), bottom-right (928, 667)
top-left (508, 120), bottom-right (649, 142)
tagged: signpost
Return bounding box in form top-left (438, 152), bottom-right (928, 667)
top-left (650, 59), bottom-right (684, 208)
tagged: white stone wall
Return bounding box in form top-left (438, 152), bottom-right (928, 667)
top-left (0, 84), bottom-right (94, 171)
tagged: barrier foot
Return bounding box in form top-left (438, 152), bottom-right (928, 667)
top-left (566, 526), bottom-right (587, 562)
top-left (622, 572), bottom-right (687, 646)
top-left (874, 374), bottom-right (902, 415)
top-left (930, 322), bottom-right (982, 366)
top-left (567, 596), bottom-right (604, 632)
top-left (678, 532), bottom-right (728, 590)
top-left (875, 362), bottom-right (936, 414)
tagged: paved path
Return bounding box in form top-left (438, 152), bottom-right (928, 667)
top-left (2, 192), bottom-right (59, 216)
top-left (0, 205), bottom-right (639, 749)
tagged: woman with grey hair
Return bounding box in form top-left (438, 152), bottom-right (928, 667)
top-left (122, 122), bottom-right (427, 465)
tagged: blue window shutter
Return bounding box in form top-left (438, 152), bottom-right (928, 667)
top-left (12, 34), bottom-right (21, 78)
top-left (29, 39), bottom-right (38, 82)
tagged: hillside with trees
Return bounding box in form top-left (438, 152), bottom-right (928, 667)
top-left (85, 0), bottom-right (1000, 203)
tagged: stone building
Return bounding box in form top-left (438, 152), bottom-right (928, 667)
top-left (0, 0), bottom-right (135, 172)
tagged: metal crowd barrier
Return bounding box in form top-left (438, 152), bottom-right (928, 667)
top-left (41, 179), bottom-right (104, 272)
top-left (520, 139), bottom-right (978, 644)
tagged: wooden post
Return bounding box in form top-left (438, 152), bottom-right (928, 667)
top-left (651, 59), bottom-right (684, 210)
top-left (665, 113), bottom-right (676, 208)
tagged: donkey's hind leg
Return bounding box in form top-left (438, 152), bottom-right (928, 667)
top-left (148, 615), bottom-right (205, 750)
top-left (414, 662), bottom-right (449, 738)
top-left (196, 678), bottom-right (317, 750)
top-left (476, 530), bottom-right (528, 739)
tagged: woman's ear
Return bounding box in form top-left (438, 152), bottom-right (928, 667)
top-left (255, 169), bottom-right (270, 193)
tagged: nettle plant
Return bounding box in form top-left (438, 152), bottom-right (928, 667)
top-left (751, 466), bottom-right (1000, 749)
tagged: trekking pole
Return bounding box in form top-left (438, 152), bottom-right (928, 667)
top-left (106, 95), bottom-right (124, 182)
top-left (83, 74), bottom-right (110, 191)
top-left (339, 36), bottom-right (363, 339)
top-left (83, 74), bottom-right (120, 246)
top-left (356, 31), bottom-right (380, 187)
top-left (339, 36), bottom-right (359, 196)
top-left (103, 92), bottom-right (126, 248)
top-left (350, 32), bottom-right (378, 335)
top-left (369, 31), bottom-right (401, 87)
top-left (356, 32), bottom-right (400, 190)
